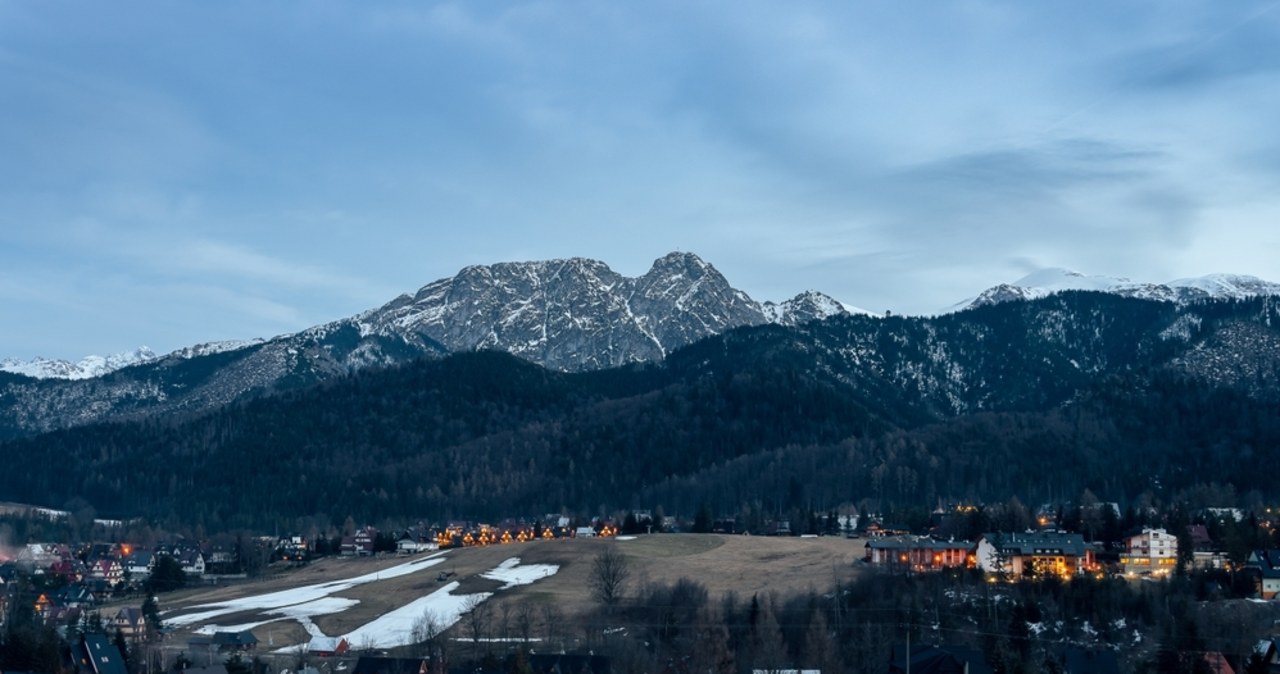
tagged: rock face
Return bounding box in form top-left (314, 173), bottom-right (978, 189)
top-left (357, 252), bottom-right (786, 371)
top-left (0, 252), bottom-right (850, 436)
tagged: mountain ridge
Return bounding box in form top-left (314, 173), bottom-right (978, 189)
top-left (949, 267), bottom-right (1280, 313)
top-left (4, 291), bottom-right (1278, 526)
top-left (0, 252), bottom-right (850, 435)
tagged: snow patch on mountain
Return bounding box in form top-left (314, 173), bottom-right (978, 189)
top-left (763, 290), bottom-right (867, 325)
top-left (166, 339), bottom-right (268, 360)
top-left (1, 347), bottom-right (158, 380)
top-left (1167, 274), bottom-right (1280, 300)
top-left (949, 268), bottom-right (1280, 313)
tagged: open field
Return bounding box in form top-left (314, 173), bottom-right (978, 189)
top-left (152, 534), bottom-right (865, 654)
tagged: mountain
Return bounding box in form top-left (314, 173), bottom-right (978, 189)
top-left (0, 252), bottom-right (851, 437)
top-left (0, 347), bottom-right (158, 380)
top-left (949, 268), bottom-right (1280, 312)
top-left (3, 292), bottom-right (1278, 527)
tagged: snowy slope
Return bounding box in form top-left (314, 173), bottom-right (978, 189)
top-left (0, 347), bottom-right (158, 380)
top-left (949, 268), bottom-right (1280, 313)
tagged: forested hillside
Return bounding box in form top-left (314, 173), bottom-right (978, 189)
top-left (2, 292), bottom-right (1278, 532)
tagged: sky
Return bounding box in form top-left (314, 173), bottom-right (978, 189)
top-left (3, 1), bottom-right (1280, 361)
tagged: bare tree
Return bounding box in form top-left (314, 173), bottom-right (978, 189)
top-left (412, 608), bottom-right (447, 666)
top-left (589, 544), bottom-right (631, 612)
top-left (498, 601), bottom-right (513, 653)
top-left (515, 601), bottom-right (536, 646)
top-left (540, 602), bottom-right (562, 651)
top-left (461, 594), bottom-right (493, 659)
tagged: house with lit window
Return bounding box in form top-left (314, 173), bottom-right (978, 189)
top-left (975, 531), bottom-right (1096, 579)
top-left (88, 559), bottom-right (125, 588)
top-left (866, 536), bottom-right (974, 573)
top-left (1120, 528), bottom-right (1178, 576)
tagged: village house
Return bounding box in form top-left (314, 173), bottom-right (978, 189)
top-left (113, 607), bottom-right (146, 641)
top-left (50, 558), bottom-right (87, 584)
top-left (276, 536), bottom-right (310, 563)
top-left (123, 549), bottom-right (156, 580)
top-left (1119, 528), bottom-right (1178, 576)
top-left (341, 526), bottom-right (378, 556)
top-left (1185, 525), bottom-right (1230, 570)
top-left (75, 633), bottom-right (128, 674)
top-left (395, 533), bottom-right (436, 555)
top-left (866, 536), bottom-right (974, 573)
top-left (1246, 550), bottom-right (1280, 599)
top-left (205, 544), bottom-right (239, 574)
top-left (307, 636), bottom-right (351, 657)
top-left (56, 584), bottom-right (96, 609)
top-left (863, 521), bottom-right (911, 538)
top-left (211, 630), bottom-right (259, 652)
top-left (83, 543), bottom-right (116, 565)
top-left (976, 531), bottom-right (1096, 579)
top-left (88, 559), bottom-right (125, 587)
top-left (177, 548), bottom-right (206, 576)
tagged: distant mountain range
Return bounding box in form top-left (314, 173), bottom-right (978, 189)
top-left (0, 252), bottom-right (853, 436)
top-left (4, 290), bottom-right (1279, 526)
top-left (3, 253), bottom-right (1279, 440)
top-left (947, 268), bottom-right (1280, 313)
top-left (1, 347), bottom-right (159, 380)
top-left (8, 259), bottom-right (1276, 382)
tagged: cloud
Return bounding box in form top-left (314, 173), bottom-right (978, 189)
top-left (860, 139), bottom-right (1197, 252)
top-left (1110, 4), bottom-right (1280, 91)
top-left (172, 240), bottom-right (371, 293)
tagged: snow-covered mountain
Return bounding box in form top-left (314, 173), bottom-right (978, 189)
top-left (0, 252), bottom-right (858, 434)
top-left (0, 347), bottom-right (158, 380)
top-left (346, 251), bottom-right (854, 371)
top-left (949, 268), bottom-right (1280, 312)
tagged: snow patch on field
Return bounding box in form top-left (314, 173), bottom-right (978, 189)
top-left (340, 582), bottom-right (490, 650)
top-left (165, 554), bottom-right (448, 627)
top-left (169, 552), bottom-right (562, 653)
top-left (480, 558), bottom-right (559, 590)
top-left (195, 621), bottom-right (272, 635)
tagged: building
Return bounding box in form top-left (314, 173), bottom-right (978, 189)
top-left (122, 550), bottom-right (156, 581)
top-left (866, 536), bottom-right (973, 572)
top-left (976, 532), bottom-right (1096, 579)
top-left (307, 636), bottom-right (350, 657)
top-left (1246, 550), bottom-right (1280, 599)
top-left (88, 559), bottom-right (125, 587)
top-left (76, 634), bottom-right (129, 674)
top-left (113, 607), bottom-right (146, 641)
top-left (341, 527), bottom-right (378, 556)
top-left (1120, 528), bottom-right (1178, 576)
top-left (177, 549), bottom-right (206, 577)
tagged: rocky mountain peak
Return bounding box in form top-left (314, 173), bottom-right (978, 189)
top-left (0, 252), bottom-right (868, 435)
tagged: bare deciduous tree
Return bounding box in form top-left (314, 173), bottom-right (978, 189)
top-left (589, 544), bottom-right (631, 612)
top-left (515, 601), bottom-right (535, 646)
top-left (461, 594), bottom-right (493, 659)
top-left (412, 608), bottom-right (447, 665)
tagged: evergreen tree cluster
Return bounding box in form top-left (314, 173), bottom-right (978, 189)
top-left (0, 294), bottom-right (1277, 531)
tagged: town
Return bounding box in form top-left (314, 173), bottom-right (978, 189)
top-left (5, 497), bottom-right (1280, 674)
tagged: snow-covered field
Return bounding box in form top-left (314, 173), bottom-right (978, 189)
top-left (167, 555), bottom-right (558, 651)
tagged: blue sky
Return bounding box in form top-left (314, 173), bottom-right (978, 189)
top-left (3, 1), bottom-right (1279, 360)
